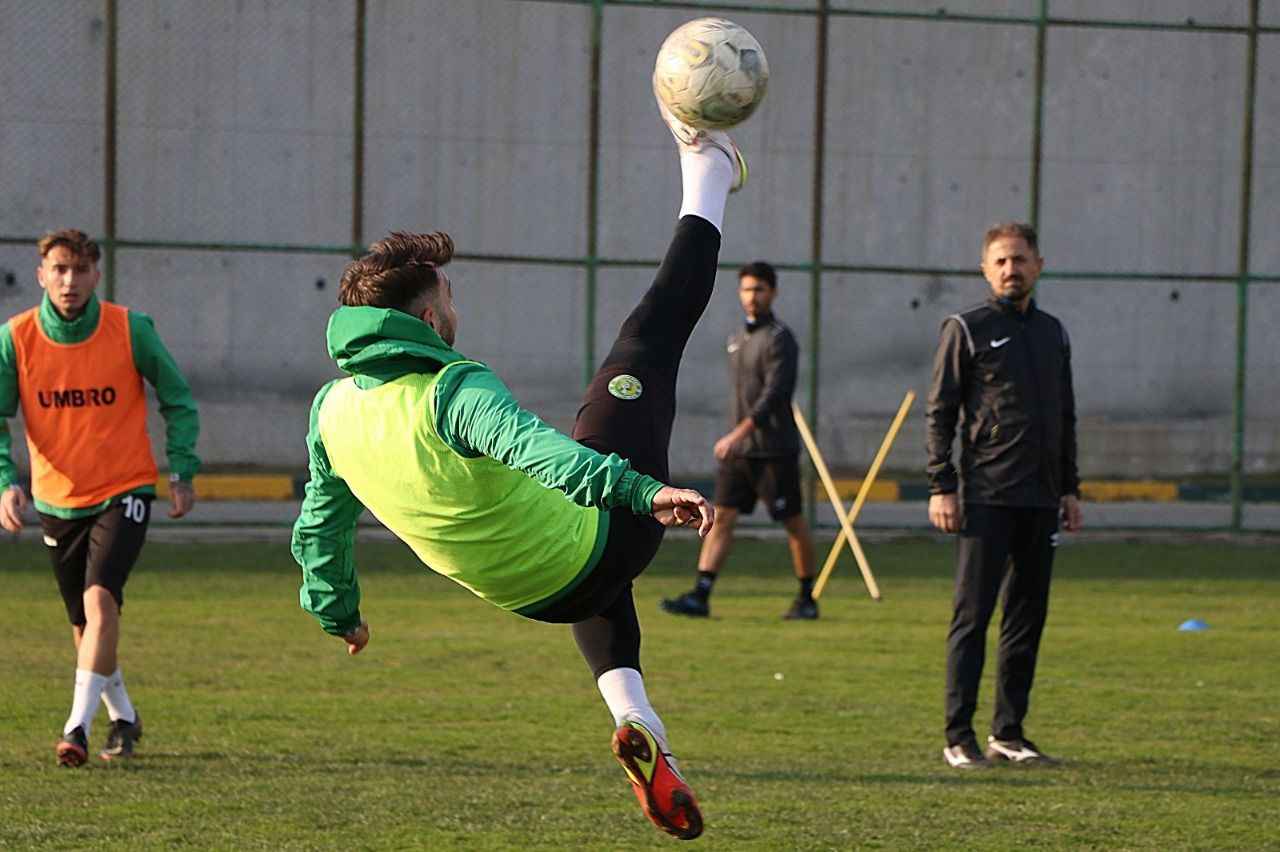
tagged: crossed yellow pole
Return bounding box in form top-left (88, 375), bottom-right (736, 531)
top-left (792, 391), bottom-right (916, 602)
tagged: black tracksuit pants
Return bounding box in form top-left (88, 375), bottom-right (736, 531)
top-left (530, 215), bottom-right (720, 680)
top-left (945, 504), bottom-right (1058, 746)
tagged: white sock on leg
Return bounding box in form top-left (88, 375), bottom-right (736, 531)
top-left (101, 668), bottom-right (136, 724)
top-left (597, 667), bottom-right (669, 751)
top-left (65, 669), bottom-right (108, 737)
top-left (677, 147), bottom-right (733, 234)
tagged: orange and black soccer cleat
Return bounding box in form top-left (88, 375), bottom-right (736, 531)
top-left (56, 726), bottom-right (88, 767)
top-left (612, 720), bottom-right (703, 840)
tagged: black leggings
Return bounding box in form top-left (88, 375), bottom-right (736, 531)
top-left (531, 215), bottom-right (721, 678)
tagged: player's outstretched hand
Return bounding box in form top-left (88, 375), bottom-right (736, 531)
top-left (342, 621), bottom-right (370, 656)
top-left (168, 481), bottom-right (196, 519)
top-left (1, 484), bottom-right (28, 534)
top-left (652, 486), bottom-right (715, 537)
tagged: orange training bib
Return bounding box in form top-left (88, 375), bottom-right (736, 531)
top-left (9, 302), bottom-right (157, 508)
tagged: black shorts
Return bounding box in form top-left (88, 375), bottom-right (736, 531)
top-left (714, 455), bottom-right (804, 521)
top-left (38, 494), bottom-right (153, 626)
top-left (523, 508), bottom-right (662, 624)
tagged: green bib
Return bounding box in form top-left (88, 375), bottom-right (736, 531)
top-left (318, 366), bottom-right (603, 612)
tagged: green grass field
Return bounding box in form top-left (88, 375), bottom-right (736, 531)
top-left (2, 534), bottom-right (1276, 850)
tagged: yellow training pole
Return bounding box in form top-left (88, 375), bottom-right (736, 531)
top-left (792, 403), bottom-right (882, 601)
top-left (813, 391), bottom-right (916, 599)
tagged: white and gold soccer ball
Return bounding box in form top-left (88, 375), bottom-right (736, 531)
top-left (652, 18), bottom-right (769, 130)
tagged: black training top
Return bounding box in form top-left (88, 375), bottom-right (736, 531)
top-left (925, 297), bottom-right (1080, 508)
top-left (727, 312), bottom-right (800, 458)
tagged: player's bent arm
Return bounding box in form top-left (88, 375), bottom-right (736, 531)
top-left (0, 323), bottom-right (20, 491)
top-left (292, 382), bottom-right (367, 636)
top-left (128, 312), bottom-right (201, 481)
top-left (925, 319), bottom-right (968, 495)
top-left (1059, 323), bottom-right (1081, 498)
top-left (749, 331), bottom-right (798, 425)
top-left (434, 364), bottom-right (664, 515)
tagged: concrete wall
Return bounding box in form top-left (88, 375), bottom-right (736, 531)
top-left (1, 0), bottom-right (1277, 480)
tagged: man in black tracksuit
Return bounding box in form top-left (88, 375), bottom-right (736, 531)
top-left (661, 261), bottom-right (819, 620)
top-left (926, 222), bottom-right (1082, 769)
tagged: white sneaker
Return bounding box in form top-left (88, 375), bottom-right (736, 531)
top-left (657, 100), bottom-right (748, 193)
top-left (942, 740), bottom-right (991, 770)
top-left (985, 736), bottom-right (1057, 765)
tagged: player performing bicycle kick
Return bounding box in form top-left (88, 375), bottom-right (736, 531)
top-left (292, 97), bottom-right (748, 839)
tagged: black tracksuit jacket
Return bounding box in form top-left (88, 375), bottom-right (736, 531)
top-left (926, 297), bottom-right (1080, 508)
top-left (728, 312), bottom-right (800, 458)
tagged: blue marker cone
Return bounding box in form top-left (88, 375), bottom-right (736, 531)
top-left (1177, 619), bottom-right (1209, 632)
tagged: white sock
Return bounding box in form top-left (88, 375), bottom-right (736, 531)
top-left (596, 667), bottom-right (669, 752)
top-left (64, 669), bottom-right (108, 737)
top-left (677, 146), bottom-right (733, 234)
top-left (101, 668), bottom-right (136, 724)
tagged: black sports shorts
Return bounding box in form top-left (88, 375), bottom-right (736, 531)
top-left (714, 454), bottom-right (804, 521)
top-left (38, 494), bottom-right (153, 626)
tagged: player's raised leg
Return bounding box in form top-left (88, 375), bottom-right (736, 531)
top-left (573, 106), bottom-right (744, 487)
top-left (563, 100), bottom-right (746, 841)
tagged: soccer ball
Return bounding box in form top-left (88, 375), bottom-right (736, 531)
top-left (653, 18), bottom-right (769, 130)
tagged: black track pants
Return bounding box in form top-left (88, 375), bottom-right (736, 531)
top-left (944, 504), bottom-right (1058, 745)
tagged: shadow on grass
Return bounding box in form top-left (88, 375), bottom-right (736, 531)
top-left (4, 539), bottom-right (1279, 583)
top-left (7, 751), bottom-right (1271, 799)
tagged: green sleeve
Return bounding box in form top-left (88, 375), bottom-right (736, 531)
top-left (434, 363), bottom-right (664, 515)
top-left (0, 323), bottom-right (17, 490)
top-left (291, 381), bottom-right (367, 636)
top-left (128, 311), bottom-right (201, 480)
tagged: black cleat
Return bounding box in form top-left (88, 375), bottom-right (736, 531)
top-left (783, 597), bottom-right (818, 620)
top-left (659, 591), bottom-right (709, 618)
top-left (943, 738), bottom-right (991, 770)
top-left (56, 726), bottom-right (89, 768)
top-left (985, 736), bottom-right (1056, 765)
top-left (101, 715), bottom-right (143, 761)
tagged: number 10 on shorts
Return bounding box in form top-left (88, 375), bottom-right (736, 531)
top-left (121, 495), bottom-right (148, 524)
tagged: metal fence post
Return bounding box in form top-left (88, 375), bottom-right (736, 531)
top-left (805, 0), bottom-right (829, 528)
top-left (1029, 0), bottom-right (1048, 231)
top-left (351, 0), bottom-right (367, 258)
top-left (1231, 0), bottom-right (1260, 531)
top-left (583, 1), bottom-right (605, 387)
top-left (102, 0), bottom-right (118, 300)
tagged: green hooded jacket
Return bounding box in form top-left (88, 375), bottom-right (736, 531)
top-left (291, 306), bottom-right (664, 635)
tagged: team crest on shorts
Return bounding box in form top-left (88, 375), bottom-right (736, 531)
top-left (607, 374), bottom-right (643, 400)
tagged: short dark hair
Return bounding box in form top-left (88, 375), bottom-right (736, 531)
top-left (38, 228), bottom-right (100, 263)
top-left (982, 222), bottom-right (1039, 256)
top-left (338, 231), bottom-right (454, 313)
top-left (738, 260), bottom-right (777, 289)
